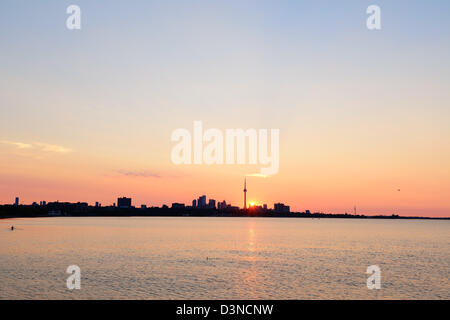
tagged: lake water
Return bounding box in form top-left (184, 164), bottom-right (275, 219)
top-left (0, 217), bottom-right (448, 299)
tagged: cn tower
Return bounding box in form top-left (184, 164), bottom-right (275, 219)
top-left (243, 177), bottom-right (247, 209)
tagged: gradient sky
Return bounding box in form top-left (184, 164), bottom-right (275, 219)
top-left (1, 0), bottom-right (449, 216)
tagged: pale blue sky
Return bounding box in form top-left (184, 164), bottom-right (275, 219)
top-left (1, 0), bottom-right (449, 153)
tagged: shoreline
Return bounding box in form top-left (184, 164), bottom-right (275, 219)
top-left (1, 204), bottom-right (448, 221)
top-left (1, 215), bottom-right (449, 220)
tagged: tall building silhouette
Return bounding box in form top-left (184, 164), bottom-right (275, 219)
top-left (218, 200), bottom-right (227, 210)
top-left (243, 177), bottom-right (247, 209)
top-left (198, 195), bottom-right (206, 208)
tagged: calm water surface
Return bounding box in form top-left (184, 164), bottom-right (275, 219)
top-left (0, 217), bottom-right (448, 299)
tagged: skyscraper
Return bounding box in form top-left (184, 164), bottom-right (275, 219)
top-left (14, 197), bottom-right (19, 206)
top-left (243, 177), bottom-right (247, 209)
top-left (218, 200), bottom-right (227, 210)
top-left (198, 195), bottom-right (206, 208)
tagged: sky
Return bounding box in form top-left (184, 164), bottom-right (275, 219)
top-left (0, 0), bottom-right (449, 216)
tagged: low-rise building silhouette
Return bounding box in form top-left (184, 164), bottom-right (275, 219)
top-left (274, 203), bottom-right (290, 214)
top-left (118, 197), bottom-right (132, 209)
top-left (172, 203), bottom-right (185, 209)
